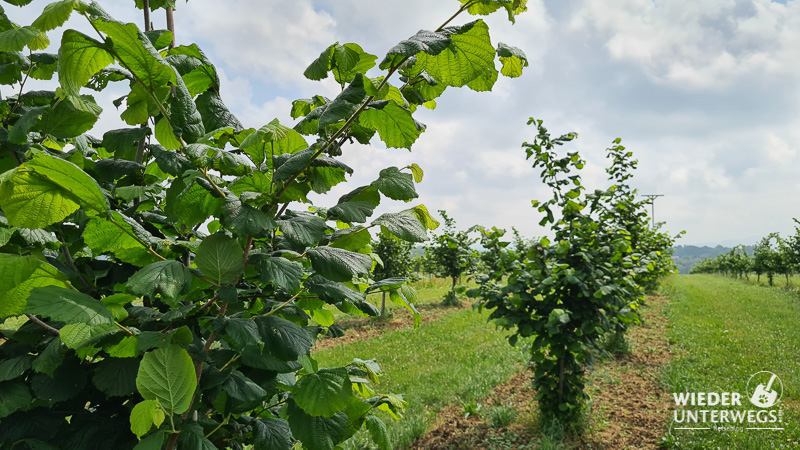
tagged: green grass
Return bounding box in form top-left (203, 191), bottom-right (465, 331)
top-left (662, 275), bottom-right (800, 448)
top-left (314, 306), bottom-right (528, 448)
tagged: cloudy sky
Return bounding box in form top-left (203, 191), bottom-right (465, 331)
top-left (7, 0), bottom-right (800, 246)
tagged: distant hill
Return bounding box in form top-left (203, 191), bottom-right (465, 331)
top-left (672, 245), bottom-right (754, 274)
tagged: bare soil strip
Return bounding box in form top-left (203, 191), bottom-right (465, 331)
top-left (409, 294), bottom-right (674, 449)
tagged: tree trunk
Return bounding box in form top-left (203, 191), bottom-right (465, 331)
top-left (380, 292), bottom-right (386, 316)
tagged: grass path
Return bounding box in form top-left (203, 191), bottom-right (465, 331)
top-left (662, 275), bottom-right (800, 448)
top-left (314, 306), bottom-right (527, 448)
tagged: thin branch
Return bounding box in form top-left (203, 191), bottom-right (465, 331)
top-left (58, 237), bottom-right (92, 291)
top-left (26, 314), bottom-right (59, 336)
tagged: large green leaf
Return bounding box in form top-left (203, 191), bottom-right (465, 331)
top-left (293, 368), bottom-right (353, 417)
top-left (255, 316), bottom-right (312, 361)
top-left (305, 275), bottom-right (366, 305)
top-left (277, 213), bottom-right (327, 247)
top-left (83, 212), bottom-right (160, 266)
top-left (32, 0), bottom-right (76, 32)
top-left (195, 233), bottom-right (244, 285)
top-left (92, 16), bottom-right (176, 91)
top-left (259, 257), bottom-right (303, 293)
top-left (327, 186), bottom-right (380, 223)
top-left (38, 94), bottom-right (102, 138)
top-left (371, 166), bottom-right (418, 201)
top-left (127, 260), bottom-right (193, 305)
top-left (365, 415), bottom-right (391, 450)
top-left (303, 44), bottom-right (335, 81)
top-left (25, 285), bottom-right (114, 326)
top-left (0, 380), bottom-right (32, 419)
top-left (0, 254), bottom-right (69, 319)
top-left (136, 345), bottom-right (196, 415)
top-left (253, 418), bottom-right (295, 450)
top-left (332, 43), bottom-right (377, 85)
top-left (287, 401), bottom-right (349, 450)
top-left (93, 357), bottom-right (139, 398)
top-left (318, 74), bottom-right (367, 130)
top-left (372, 208), bottom-right (431, 243)
top-left (166, 71), bottom-right (205, 143)
top-left (0, 26), bottom-right (38, 52)
top-left (414, 20), bottom-right (496, 90)
top-left (220, 194), bottom-right (276, 237)
top-left (196, 90), bottom-right (243, 133)
top-left (58, 30), bottom-right (114, 95)
top-left (0, 355), bottom-right (32, 383)
top-left (223, 371), bottom-right (268, 413)
top-left (240, 119), bottom-right (306, 167)
top-left (359, 101), bottom-right (423, 149)
top-left (165, 178), bottom-right (223, 228)
top-left (307, 246), bottom-right (372, 282)
top-left (379, 29), bottom-right (452, 70)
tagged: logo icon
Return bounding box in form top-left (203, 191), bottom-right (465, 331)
top-left (747, 371), bottom-right (782, 408)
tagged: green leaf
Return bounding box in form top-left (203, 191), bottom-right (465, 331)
top-left (25, 285), bottom-right (113, 325)
top-left (83, 212), bottom-right (159, 266)
top-left (130, 399), bottom-right (165, 438)
top-left (256, 316), bottom-right (312, 361)
top-left (373, 208), bottom-right (430, 243)
top-left (318, 74), bottom-right (367, 130)
top-left (327, 186), bottom-right (380, 223)
top-left (136, 345), bottom-right (196, 415)
top-left (58, 29), bottom-right (115, 96)
top-left (221, 194), bottom-right (276, 237)
top-left (380, 29), bottom-right (452, 70)
top-left (414, 20), bottom-right (496, 90)
top-left (127, 260), bottom-right (193, 305)
top-left (93, 357), bottom-right (139, 398)
top-left (0, 26), bottom-right (38, 52)
top-left (305, 275), bottom-right (366, 305)
top-left (287, 401), bottom-right (349, 450)
top-left (32, 0), bottom-right (76, 32)
top-left (59, 322), bottom-right (117, 350)
top-left (0, 380), bottom-right (32, 418)
top-left (195, 233), bottom-right (244, 285)
top-left (196, 90), bottom-right (244, 133)
top-left (8, 105), bottom-right (47, 144)
top-left (259, 257), bottom-right (303, 293)
top-left (359, 101), bottom-right (423, 149)
top-left (223, 371), bottom-right (268, 413)
top-left (329, 227), bottom-right (371, 251)
top-left (408, 163), bottom-right (424, 182)
top-left (365, 415), bottom-right (391, 450)
top-left (32, 339), bottom-right (66, 377)
top-left (133, 431), bottom-right (166, 450)
top-left (218, 317), bottom-right (262, 349)
top-left (296, 298), bottom-right (335, 327)
top-left (165, 178), bottom-right (223, 228)
top-left (304, 44), bottom-right (335, 81)
top-left (332, 43), bottom-right (377, 85)
top-left (371, 166), bottom-right (418, 201)
top-left (293, 368), bottom-right (353, 417)
top-left (166, 72), bottom-right (205, 143)
top-left (277, 213), bottom-right (327, 247)
top-left (0, 254), bottom-right (68, 319)
top-left (273, 148), bottom-right (314, 183)
top-left (92, 17), bottom-right (176, 91)
top-left (307, 246), bottom-right (372, 282)
top-left (497, 42), bottom-right (528, 77)
top-left (39, 94), bottom-right (102, 138)
top-left (154, 116), bottom-right (181, 150)
top-left (0, 355), bottom-right (32, 382)
top-left (253, 418), bottom-right (295, 450)
top-left (101, 127), bottom-right (150, 155)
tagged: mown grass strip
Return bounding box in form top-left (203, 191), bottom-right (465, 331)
top-left (314, 306), bottom-right (527, 448)
top-left (662, 275), bottom-right (800, 448)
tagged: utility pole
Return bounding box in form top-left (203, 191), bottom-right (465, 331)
top-left (642, 194), bottom-right (664, 229)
